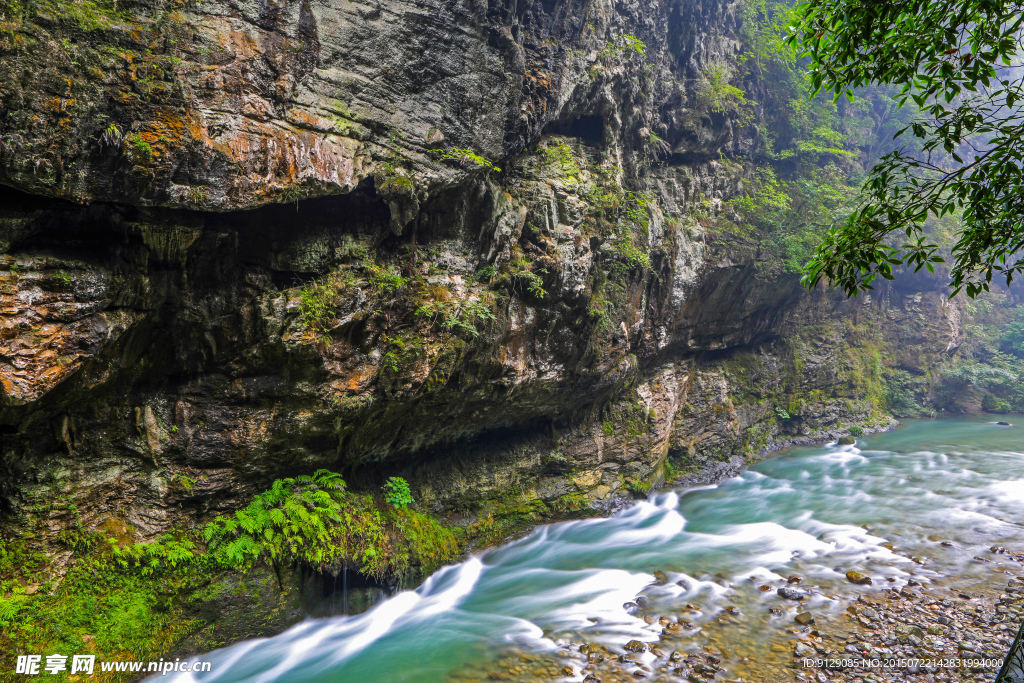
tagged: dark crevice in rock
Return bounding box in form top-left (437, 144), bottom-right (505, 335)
top-left (542, 114), bottom-right (605, 144)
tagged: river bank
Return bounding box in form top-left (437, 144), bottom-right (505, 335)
top-left (451, 549), bottom-right (1023, 683)
top-left (152, 416), bottom-right (1024, 683)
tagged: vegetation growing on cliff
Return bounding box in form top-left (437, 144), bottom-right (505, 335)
top-left (415, 295), bottom-right (497, 338)
top-left (693, 60), bottom-right (753, 123)
top-left (0, 470), bottom-right (464, 676)
top-left (709, 0), bottom-right (870, 277)
top-left (428, 148), bottom-right (501, 173)
top-left (929, 294), bottom-right (1024, 412)
top-left (725, 164), bottom-right (856, 275)
top-left (0, 550), bottom-right (204, 680)
top-left (106, 470), bottom-right (463, 581)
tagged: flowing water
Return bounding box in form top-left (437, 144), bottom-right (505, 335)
top-left (161, 416), bottom-right (1024, 683)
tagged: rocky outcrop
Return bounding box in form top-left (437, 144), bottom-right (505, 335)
top-left (0, 0), bottom-right (965, 642)
top-left (0, 0), bottom-right (750, 211)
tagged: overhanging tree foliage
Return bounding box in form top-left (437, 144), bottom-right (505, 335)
top-left (789, 0), bottom-right (1024, 297)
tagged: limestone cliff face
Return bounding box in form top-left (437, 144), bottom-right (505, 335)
top-left (0, 0), bottom-right (961, 570)
top-left (0, 0), bottom-right (748, 209)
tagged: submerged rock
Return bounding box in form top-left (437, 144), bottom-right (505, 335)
top-left (795, 612), bottom-right (815, 625)
top-left (778, 587), bottom-right (805, 600)
top-left (846, 570), bottom-right (872, 585)
top-left (624, 640), bottom-right (647, 653)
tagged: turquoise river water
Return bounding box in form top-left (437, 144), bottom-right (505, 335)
top-left (159, 416), bottom-right (1024, 683)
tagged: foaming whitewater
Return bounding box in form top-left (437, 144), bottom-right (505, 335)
top-left (166, 559), bottom-right (487, 683)
top-left (157, 416), bottom-right (1024, 683)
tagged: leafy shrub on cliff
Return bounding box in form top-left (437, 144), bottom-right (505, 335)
top-left (999, 308), bottom-right (1024, 358)
top-left (299, 263), bottom-right (403, 337)
top-left (365, 264), bottom-right (407, 295)
top-left (383, 477), bottom-right (413, 509)
top-left (542, 140), bottom-right (581, 179)
top-left (474, 265), bottom-right (496, 283)
top-left (740, 0), bottom-right (856, 167)
top-left (727, 164), bottom-right (856, 275)
top-left (693, 61), bottom-right (752, 123)
top-left (598, 34), bottom-right (646, 61)
top-left (495, 251), bottom-right (547, 299)
top-left (982, 393), bottom-right (1012, 414)
top-left (613, 238), bottom-right (652, 271)
top-left (730, 167), bottom-right (791, 222)
top-left (883, 368), bottom-right (927, 416)
top-left (931, 364), bottom-right (1018, 412)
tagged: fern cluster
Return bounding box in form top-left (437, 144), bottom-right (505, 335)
top-left (110, 535), bottom-right (197, 574)
top-left (106, 470), bottom-right (461, 581)
top-left (364, 264), bottom-right (407, 295)
top-left (415, 297), bottom-right (497, 338)
top-left (203, 470), bottom-right (347, 570)
top-left (299, 280), bottom-right (340, 334)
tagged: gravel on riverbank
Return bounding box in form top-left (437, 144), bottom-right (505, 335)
top-left (791, 553), bottom-right (1023, 683)
top-left (448, 548), bottom-right (1023, 683)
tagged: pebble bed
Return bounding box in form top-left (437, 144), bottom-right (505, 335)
top-left (448, 548), bottom-right (1024, 683)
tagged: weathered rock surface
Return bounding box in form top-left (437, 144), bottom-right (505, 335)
top-left (0, 0), bottom-right (965, 644)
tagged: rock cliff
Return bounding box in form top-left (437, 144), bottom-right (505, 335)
top-left (0, 0), bottom-right (964, 655)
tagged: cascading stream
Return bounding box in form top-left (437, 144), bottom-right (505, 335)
top-left (160, 416), bottom-right (1024, 682)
